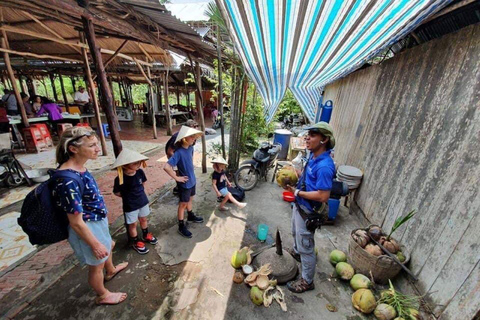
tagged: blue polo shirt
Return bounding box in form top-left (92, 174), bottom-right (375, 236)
top-left (296, 150), bottom-right (335, 213)
top-left (167, 145), bottom-right (196, 189)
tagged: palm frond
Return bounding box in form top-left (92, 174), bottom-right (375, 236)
top-left (387, 210), bottom-right (416, 240)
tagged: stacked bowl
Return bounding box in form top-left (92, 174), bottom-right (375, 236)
top-left (336, 165), bottom-right (363, 190)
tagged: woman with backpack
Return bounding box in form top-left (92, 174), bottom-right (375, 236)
top-left (53, 127), bottom-right (128, 305)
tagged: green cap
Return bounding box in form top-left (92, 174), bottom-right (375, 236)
top-left (304, 121), bottom-right (335, 149)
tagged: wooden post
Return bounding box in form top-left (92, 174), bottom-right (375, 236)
top-left (82, 17), bottom-right (121, 156)
top-left (19, 75), bottom-right (25, 94)
top-left (163, 71), bottom-right (172, 136)
top-left (49, 73), bottom-right (58, 102)
top-left (108, 77), bottom-right (115, 106)
top-left (156, 82), bottom-right (162, 112)
top-left (70, 76), bottom-right (76, 92)
top-left (1, 34), bottom-right (28, 127)
top-left (176, 87), bottom-right (180, 105)
top-left (147, 67), bottom-right (157, 139)
top-left (119, 79), bottom-right (125, 106)
top-left (26, 76), bottom-right (36, 97)
top-left (59, 74), bottom-right (69, 112)
top-left (216, 25), bottom-right (226, 159)
top-left (79, 32), bottom-right (108, 156)
top-left (194, 61), bottom-right (207, 173)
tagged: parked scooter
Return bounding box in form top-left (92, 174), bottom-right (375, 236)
top-left (234, 140), bottom-right (282, 191)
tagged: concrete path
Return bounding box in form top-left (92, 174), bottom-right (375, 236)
top-left (15, 168), bottom-right (374, 320)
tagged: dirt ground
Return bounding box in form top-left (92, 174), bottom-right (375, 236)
top-left (14, 163), bottom-right (424, 320)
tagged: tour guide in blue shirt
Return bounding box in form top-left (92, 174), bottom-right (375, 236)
top-left (164, 125), bottom-right (204, 238)
top-left (284, 121), bottom-right (335, 293)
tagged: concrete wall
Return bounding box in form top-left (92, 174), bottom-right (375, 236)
top-left (323, 24), bottom-right (480, 319)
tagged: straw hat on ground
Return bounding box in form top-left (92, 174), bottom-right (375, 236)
top-left (211, 156), bottom-right (228, 165)
top-left (112, 148), bottom-right (149, 185)
top-left (174, 125), bottom-right (203, 144)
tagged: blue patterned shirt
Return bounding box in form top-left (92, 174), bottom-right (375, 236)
top-left (53, 169), bottom-right (108, 221)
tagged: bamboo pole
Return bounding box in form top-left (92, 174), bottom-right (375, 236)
top-left (59, 74), bottom-right (69, 112)
top-left (147, 66), bottom-right (157, 139)
top-left (82, 16), bottom-right (122, 157)
top-left (216, 26), bottom-right (226, 159)
top-left (49, 73), bottom-right (58, 102)
top-left (79, 31), bottom-right (108, 156)
top-left (70, 76), bottom-right (76, 92)
top-left (0, 47), bottom-right (82, 63)
top-left (163, 71), bottom-right (172, 136)
top-left (1, 34), bottom-right (28, 127)
top-left (193, 60), bottom-right (207, 173)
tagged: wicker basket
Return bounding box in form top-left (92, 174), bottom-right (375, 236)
top-left (348, 227), bottom-right (410, 284)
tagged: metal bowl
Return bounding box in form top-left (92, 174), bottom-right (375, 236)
top-left (25, 168), bottom-right (52, 183)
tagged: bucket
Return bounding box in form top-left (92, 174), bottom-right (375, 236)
top-left (273, 129), bottom-right (293, 160)
top-left (257, 224), bottom-right (269, 241)
top-left (328, 198), bottom-right (340, 220)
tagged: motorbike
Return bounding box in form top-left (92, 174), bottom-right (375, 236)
top-left (234, 141), bottom-right (282, 191)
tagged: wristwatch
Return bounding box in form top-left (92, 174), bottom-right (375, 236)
top-left (294, 189), bottom-right (300, 197)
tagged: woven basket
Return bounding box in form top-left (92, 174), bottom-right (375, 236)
top-left (348, 227), bottom-right (410, 284)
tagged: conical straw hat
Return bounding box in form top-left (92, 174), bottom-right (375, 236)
top-left (211, 156), bottom-right (228, 165)
top-left (174, 125), bottom-right (203, 144)
top-left (112, 148), bottom-right (149, 168)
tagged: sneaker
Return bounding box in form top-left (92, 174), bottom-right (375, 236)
top-left (286, 278), bottom-right (315, 293)
top-left (143, 233), bottom-right (158, 245)
top-left (187, 213), bottom-right (204, 223)
top-left (178, 225), bottom-right (192, 238)
top-left (132, 241), bottom-right (149, 254)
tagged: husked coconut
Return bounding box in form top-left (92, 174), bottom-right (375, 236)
top-left (365, 243), bottom-right (383, 256)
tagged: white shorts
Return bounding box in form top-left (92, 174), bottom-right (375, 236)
top-left (125, 204), bottom-right (150, 224)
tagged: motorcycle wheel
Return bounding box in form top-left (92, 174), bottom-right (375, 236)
top-left (234, 165), bottom-right (259, 191)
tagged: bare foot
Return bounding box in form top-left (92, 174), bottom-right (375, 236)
top-left (105, 262), bottom-right (128, 282)
top-left (219, 206), bottom-right (230, 212)
top-left (95, 291), bottom-right (127, 305)
top-left (237, 203), bottom-right (247, 209)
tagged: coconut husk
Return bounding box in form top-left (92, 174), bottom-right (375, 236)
top-left (256, 275), bottom-right (270, 290)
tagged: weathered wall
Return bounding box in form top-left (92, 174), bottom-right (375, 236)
top-left (323, 23), bottom-right (480, 319)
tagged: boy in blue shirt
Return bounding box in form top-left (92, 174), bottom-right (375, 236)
top-left (164, 125), bottom-right (204, 238)
top-left (113, 149), bottom-right (157, 254)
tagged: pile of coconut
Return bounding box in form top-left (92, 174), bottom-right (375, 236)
top-left (329, 249), bottom-right (421, 320)
top-left (231, 247), bottom-right (287, 311)
top-left (352, 226), bottom-right (406, 262)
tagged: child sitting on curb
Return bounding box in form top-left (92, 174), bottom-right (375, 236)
top-left (211, 157), bottom-right (247, 211)
top-left (113, 149), bottom-right (157, 254)
top-left (164, 125), bottom-right (204, 238)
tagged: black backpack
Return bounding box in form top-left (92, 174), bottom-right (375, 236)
top-left (228, 186), bottom-right (245, 202)
top-left (18, 170), bottom-right (85, 245)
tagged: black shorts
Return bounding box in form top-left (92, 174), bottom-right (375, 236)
top-left (178, 185), bottom-right (196, 203)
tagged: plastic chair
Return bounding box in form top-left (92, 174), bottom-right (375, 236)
top-left (101, 123), bottom-right (110, 137)
top-left (31, 124), bottom-right (53, 147)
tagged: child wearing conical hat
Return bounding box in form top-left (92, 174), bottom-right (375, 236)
top-left (211, 157), bottom-right (247, 211)
top-left (164, 125), bottom-right (204, 238)
top-left (113, 149), bottom-right (157, 254)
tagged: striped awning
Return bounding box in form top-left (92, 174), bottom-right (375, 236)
top-left (218, 0), bottom-right (451, 122)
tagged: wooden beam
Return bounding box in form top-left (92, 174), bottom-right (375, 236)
top-left (49, 73), bottom-right (58, 102)
top-left (103, 39), bottom-right (128, 69)
top-left (82, 16), bottom-right (122, 156)
top-left (134, 59), bottom-right (153, 86)
top-left (20, 10), bottom-right (83, 55)
top-left (0, 25), bottom-right (88, 49)
top-left (79, 31), bottom-right (108, 156)
top-left (147, 67), bottom-right (157, 139)
top-left (163, 71), bottom-right (172, 136)
top-left (0, 47), bottom-right (83, 63)
top-left (137, 43), bottom-right (153, 62)
top-left (1, 33), bottom-right (28, 127)
top-left (101, 48), bottom-right (151, 67)
top-left (421, 0), bottom-right (476, 25)
top-left (59, 74), bottom-right (69, 112)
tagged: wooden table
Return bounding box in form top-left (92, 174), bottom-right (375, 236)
top-left (155, 111), bottom-right (190, 126)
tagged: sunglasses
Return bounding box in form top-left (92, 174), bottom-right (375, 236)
top-left (68, 131), bottom-right (95, 145)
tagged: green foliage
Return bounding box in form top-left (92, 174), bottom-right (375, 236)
top-left (387, 210), bottom-right (416, 240)
top-left (274, 89), bottom-right (302, 121)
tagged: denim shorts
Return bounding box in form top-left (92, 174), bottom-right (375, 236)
top-left (68, 218), bottom-right (112, 266)
top-left (178, 185), bottom-right (196, 203)
top-left (125, 204), bottom-right (150, 224)
top-left (219, 187), bottom-right (229, 197)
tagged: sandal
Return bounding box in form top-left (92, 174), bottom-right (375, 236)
top-left (285, 248), bottom-right (301, 262)
top-left (104, 262), bottom-right (128, 282)
top-left (95, 291), bottom-right (127, 305)
top-left (219, 207), bottom-right (230, 212)
top-left (286, 278), bottom-right (315, 293)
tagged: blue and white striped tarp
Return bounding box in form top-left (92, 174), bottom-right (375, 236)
top-left (218, 0), bottom-right (451, 122)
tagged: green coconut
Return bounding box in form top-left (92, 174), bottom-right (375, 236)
top-left (396, 251), bottom-right (406, 263)
top-left (406, 308), bottom-right (420, 320)
top-left (374, 303), bottom-right (397, 320)
top-left (380, 289), bottom-right (395, 304)
top-left (276, 166), bottom-right (298, 188)
top-left (352, 289), bottom-right (376, 314)
top-left (350, 274), bottom-right (371, 290)
top-left (231, 247), bottom-right (248, 268)
top-left (336, 262), bottom-right (355, 280)
top-left (329, 249), bottom-right (347, 265)
top-left (250, 286), bottom-right (264, 306)
top-left (393, 318), bottom-right (406, 320)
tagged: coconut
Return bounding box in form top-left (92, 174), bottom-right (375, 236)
top-left (374, 303), bottom-right (397, 320)
top-left (396, 251), bottom-right (406, 263)
top-left (256, 275), bottom-right (270, 290)
top-left (380, 289), bottom-right (395, 304)
top-left (365, 244), bottom-right (383, 256)
top-left (329, 249), bottom-right (347, 265)
top-left (353, 230), bottom-right (369, 248)
top-left (390, 238), bottom-right (400, 252)
top-left (350, 274), bottom-right (371, 290)
top-left (242, 264), bottom-right (253, 275)
top-left (231, 247), bottom-right (249, 268)
top-left (335, 262), bottom-right (355, 280)
top-left (393, 318), bottom-right (406, 320)
top-left (250, 286), bottom-right (264, 306)
top-left (233, 272), bottom-right (244, 284)
top-left (407, 308), bottom-right (420, 320)
top-left (276, 166), bottom-right (298, 188)
top-left (352, 289), bottom-right (376, 314)
top-left (368, 226), bottom-right (383, 241)
top-left (383, 240), bottom-right (398, 254)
